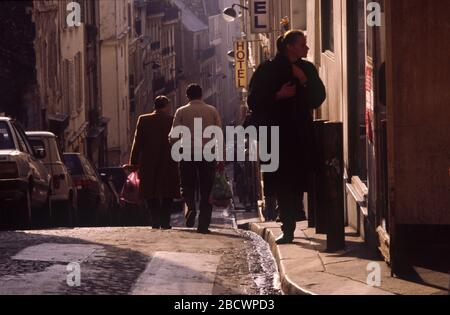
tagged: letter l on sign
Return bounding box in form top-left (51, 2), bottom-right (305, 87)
top-left (250, 0), bottom-right (270, 33)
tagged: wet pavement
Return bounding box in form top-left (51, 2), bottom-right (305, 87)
top-left (0, 206), bottom-right (281, 295)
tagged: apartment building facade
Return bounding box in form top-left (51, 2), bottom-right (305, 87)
top-left (173, 0), bottom-right (217, 108)
top-left (99, 0), bottom-right (131, 166)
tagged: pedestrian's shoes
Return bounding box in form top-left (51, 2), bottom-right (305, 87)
top-left (275, 234), bottom-right (294, 245)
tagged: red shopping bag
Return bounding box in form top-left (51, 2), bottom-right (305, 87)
top-left (120, 171), bottom-right (144, 206)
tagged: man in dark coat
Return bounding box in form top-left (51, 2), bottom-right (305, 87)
top-left (247, 30), bottom-right (326, 244)
top-left (128, 96), bottom-right (180, 229)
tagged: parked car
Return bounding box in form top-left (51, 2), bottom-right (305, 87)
top-left (97, 167), bottom-right (127, 194)
top-left (98, 168), bottom-right (123, 225)
top-left (0, 117), bottom-right (52, 229)
top-left (26, 131), bottom-right (78, 226)
top-left (62, 153), bottom-right (108, 226)
top-left (98, 166), bottom-right (183, 226)
top-left (97, 167), bottom-right (147, 226)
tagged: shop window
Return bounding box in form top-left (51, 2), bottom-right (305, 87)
top-left (347, 0), bottom-right (367, 181)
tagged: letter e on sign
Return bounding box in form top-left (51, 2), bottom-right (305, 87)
top-left (250, 0), bottom-right (271, 33)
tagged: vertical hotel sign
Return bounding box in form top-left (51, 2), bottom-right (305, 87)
top-left (250, 0), bottom-right (271, 33)
top-left (235, 40), bottom-right (247, 89)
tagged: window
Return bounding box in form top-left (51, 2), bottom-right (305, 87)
top-left (28, 139), bottom-right (48, 162)
top-left (63, 154), bottom-right (83, 175)
top-left (135, 19), bottom-right (142, 36)
top-left (61, 0), bottom-right (68, 29)
top-left (128, 3), bottom-right (132, 28)
top-left (49, 33), bottom-right (57, 90)
top-left (321, 0), bottom-right (334, 52)
top-left (12, 123), bottom-right (33, 155)
top-left (43, 40), bottom-right (48, 91)
top-left (348, 0), bottom-right (367, 181)
top-left (0, 122), bottom-right (15, 150)
top-left (62, 59), bottom-right (75, 115)
top-left (82, 156), bottom-right (98, 178)
top-left (74, 52), bottom-right (82, 111)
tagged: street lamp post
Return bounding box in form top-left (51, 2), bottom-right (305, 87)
top-left (223, 3), bottom-right (249, 125)
top-left (222, 3), bottom-right (249, 23)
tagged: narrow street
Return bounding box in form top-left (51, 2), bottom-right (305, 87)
top-left (0, 0), bottom-right (448, 299)
top-left (0, 206), bottom-right (281, 295)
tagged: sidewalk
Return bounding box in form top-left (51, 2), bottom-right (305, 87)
top-left (235, 209), bottom-right (448, 295)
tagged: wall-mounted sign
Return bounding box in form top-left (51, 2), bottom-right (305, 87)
top-left (250, 0), bottom-right (271, 33)
top-left (235, 40), bottom-right (247, 89)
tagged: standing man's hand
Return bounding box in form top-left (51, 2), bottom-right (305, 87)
top-left (292, 64), bottom-right (308, 85)
top-left (276, 82), bottom-right (296, 100)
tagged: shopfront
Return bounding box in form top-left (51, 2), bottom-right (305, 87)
top-left (349, 0), bottom-right (450, 277)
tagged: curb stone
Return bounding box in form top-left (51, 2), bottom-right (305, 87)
top-left (249, 223), bottom-right (317, 295)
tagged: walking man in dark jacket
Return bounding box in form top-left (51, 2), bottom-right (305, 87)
top-left (127, 96), bottom-right (180, 229)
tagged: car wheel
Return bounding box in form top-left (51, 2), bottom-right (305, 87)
top-left (0, 206), bottom-right (9, 230)
top-left (40, 190), bottom-right (53, 228)
top-left (93, 197), bottom-right (102, 227)
top-left (65, 192), bottom-right (77, 227)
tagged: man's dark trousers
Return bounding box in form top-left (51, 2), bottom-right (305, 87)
top-left (180, 160), bottom-right (216, 231)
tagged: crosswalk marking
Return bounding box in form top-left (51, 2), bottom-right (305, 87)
top-left (0, 265), bottom-right (67, 295)
top-left (131, 251), bottom-right (221, 295)
top-left (12, 243), bottom-right (103, 263)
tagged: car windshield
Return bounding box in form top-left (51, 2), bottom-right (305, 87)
top-left (62, 154), bottom-right (84, 175)
top-left (0, 122), bottom-right (15, 150)
top-left (28, 138), bottom-right (48, 162)
top-left (28, 137), bottom-right (62, 164)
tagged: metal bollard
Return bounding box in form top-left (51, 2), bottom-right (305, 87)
top-left (323, 122), bottom-right (345, 252)
top-left (311, 120), bottom-right (328, 234)
top-left (307, 120), bottom-right (327, 228)
top-left (307, 172), bottom-right (317, 228)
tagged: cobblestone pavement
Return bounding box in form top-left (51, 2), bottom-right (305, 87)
top-left (0, 209), bottom-right (281, 295)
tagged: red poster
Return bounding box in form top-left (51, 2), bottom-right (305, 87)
top-left (365, 63), bottom-right (374, 143)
